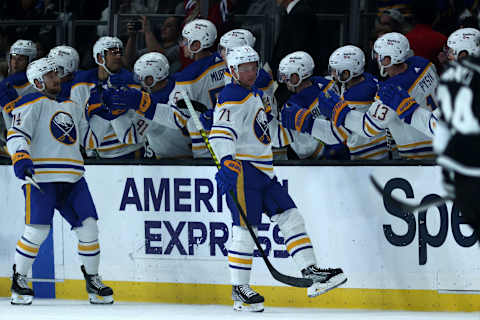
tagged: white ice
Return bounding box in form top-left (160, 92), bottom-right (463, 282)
top-left (0, 299), bottom-right (478, 320)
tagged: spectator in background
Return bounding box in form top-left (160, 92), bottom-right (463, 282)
top-left (377, 8), bottom-right (411, 34)
top-left (124, 16), bottom-right (182, 75)
top-left (271, 0), bottom-right (321, 107)
top-left (406, 1), bottom-right (447, 69)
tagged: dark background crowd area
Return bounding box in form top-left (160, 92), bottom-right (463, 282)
top-left (0, 0), bottom-right (479, 80)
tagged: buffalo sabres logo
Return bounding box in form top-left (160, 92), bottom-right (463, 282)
top-left (253, 108), bottom-right (271, 145)
top-left (50, 111), bottom-right (77, 145)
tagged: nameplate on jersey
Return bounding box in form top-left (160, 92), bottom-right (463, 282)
top-left (254, 108), bottom-right (271, 145)
top-left (50, 111), bottom-right (77, 145)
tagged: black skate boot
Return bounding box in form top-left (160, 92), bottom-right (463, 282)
top-left (11, 264), bottom-right (34, 305)
top-left (81, 265), bottom-right (114, 304)
top-left (301, 265), bottom-right (347, 297)
top-left (232, 284), bottom-right (264, 312)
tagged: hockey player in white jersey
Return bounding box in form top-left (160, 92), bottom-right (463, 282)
top-left (277, 51), bottom-right (339, 159)
top-left (377, 28), bottom-right (480, 139)
top-left (48, 45), bottom-right (80, 100)
top-left (102, 52), bottom-right (193, 158)
top-left (210, 46), bottom-right (346, 312)
top-left (168, 19), bottom-right (226, 109)
top-left (70, 36), bottom-right (144, 159)
top-left (281, 46), bottom-right (389, 160)
top-left (6, 57), bottom-right (113, 305)
top-left (318, 32), bottom-right (438, 159)
top-left (1, 40), bottom-right (38, 144)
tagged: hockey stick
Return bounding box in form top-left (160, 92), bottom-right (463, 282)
top-left (370, 175), bottom-right (454, 212)
top-left (25, 168), bottom-right (43, 194)
top-left (181, 91), bottom-right (313, 288)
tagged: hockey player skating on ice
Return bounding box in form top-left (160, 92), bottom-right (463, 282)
top-left (6, 57), bottom-right (113, 305)
top-left (434, 55), bottom-right (480, 235)
top-left (210, 45), bottom-right (346, 312)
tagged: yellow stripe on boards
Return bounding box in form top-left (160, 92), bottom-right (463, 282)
top-left (27, 279), bottom-right (480, 311)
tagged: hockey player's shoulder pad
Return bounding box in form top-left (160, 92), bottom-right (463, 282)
top-left (311, 76), bottom-right (332, 89)
top-left (217, 83), bottom-right (254, 107)
top-left (176, 54), bottom-right (225, 84)
top-left (116, 68), bottom-right (141, 89)
top-left (13, 92), bottom-right (46, 110)
top-left (406, 56), bottom-right (430, 70)
top-left (255, 68), bottom-right (274, 91)
top-left (71, 69), bottom-right (98, 88)
top-left (343, 73), bottom-right (378, 103)
top-left (151, 76), bottom-right (176, 104)
top-left (3, 72), bottom-right (29, 89)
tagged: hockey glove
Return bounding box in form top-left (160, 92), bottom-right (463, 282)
top-left (86, 87), bottom-right (116, 121)
top-left (331, 99), bottom-right (351, 128)
top-left (281, 102), bottom-right (314, 134)
top-left (12, 150), bottom-right (34, 180)
top-left (377, 84), bottom-right (419, 124)
top-left (199, 109), bottom-right (214, 131)
top-left (317, 89), bottom-right (341, 119)
top-left (215, 155), bottom-right (241, 195)
top-left (107, 73), bottom-right (128, 89)
top-left (106, 87), bottom-right (152, 117)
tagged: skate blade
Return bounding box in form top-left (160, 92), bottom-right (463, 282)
top-left (233, 301), bottom-right (264, 312)
top-left (88, 293), bottom-right (114, 304)
top-left (308, 273), bottom-right (348, 298)
top-left (11, 292), bottom-right (33, 305)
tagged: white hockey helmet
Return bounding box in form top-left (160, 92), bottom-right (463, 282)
top-left (219, 29), bottom-right (256, 57)
top-left (9, 39), bottom-right (37, 63)
top-left (26, 57), bottom-right (57, 91)
top-left (277, 51), bottom-right (315, 88)
top-left (373, 32), bottom-right (411, 77)
top-left (93, 36), bottom-right (123, 74)
top-left (447, 28), bottom-right (480, 61)
top-left (329, 45), bottom-right (365, 83)
top-left (226, 45), bottom-right (259, 80)
top-left (181, 19), bottom-right (217, 54)
top-left (134, 52), bottom-right (170, 91)
top-left (48, 45), bottom-right (79, 78)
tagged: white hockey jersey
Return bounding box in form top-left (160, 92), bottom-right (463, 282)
top-left (168, 52), bottom-right (227, 109)
top-left (344, 56), bottom-right (438, 159)
top-left (70, 68), bottom-right (144, 158)
top-left (210, 83), bottom-right (274, 178)
top-left (6, 92), bottom-right (105, 183)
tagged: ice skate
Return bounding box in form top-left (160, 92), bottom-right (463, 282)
top-left (81, 265), bottom-right (114, 304)
top-left (232, 284), bottom-right (264, 312)
top-left (302, 265), bottom-right (347, 297)
top-left (11, 264), bottom-right (34, 305)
